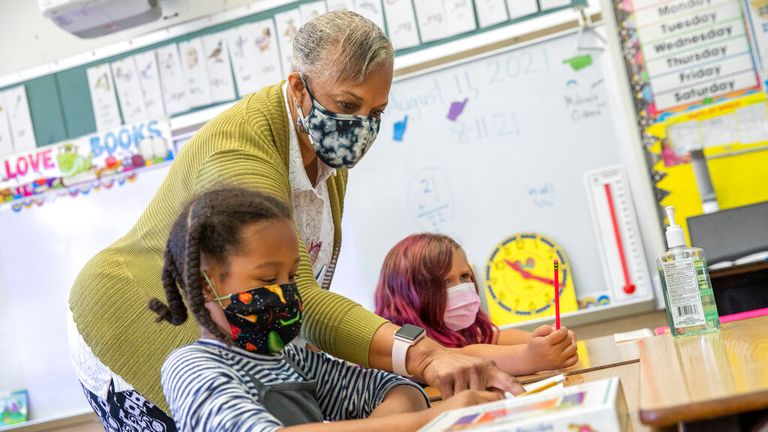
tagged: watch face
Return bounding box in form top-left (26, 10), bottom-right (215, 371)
top-left (397, 324), bottom-right (425, 341)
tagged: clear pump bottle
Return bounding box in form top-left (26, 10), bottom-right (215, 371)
top-left (657, 206), bottom-right (720, 337)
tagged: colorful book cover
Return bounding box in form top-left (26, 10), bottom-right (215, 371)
top-left (0, 389), bottom-right (28, 425)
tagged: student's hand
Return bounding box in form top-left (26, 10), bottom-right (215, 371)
top-left (412, 341), bottom-right (525, 398)
top-left (525, 325), bottom-right (578, 370)
top-left (432, 390), bottom-right (502, 415)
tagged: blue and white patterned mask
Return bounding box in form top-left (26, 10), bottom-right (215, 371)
top-left (294, 75), bottom-right (381, 169)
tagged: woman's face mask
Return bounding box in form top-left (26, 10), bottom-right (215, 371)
top-left (294, 74), bottom-right (381, 169)
top-left (204, 272), bottom-right (303, 354)
top-left (444, 282), bottom-right (481, 331)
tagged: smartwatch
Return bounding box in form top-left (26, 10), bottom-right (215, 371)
top-left (392, 324), bottom-right (426, 377)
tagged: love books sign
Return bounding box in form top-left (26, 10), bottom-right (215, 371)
top-left (0, 120), bottom-right (173, 211)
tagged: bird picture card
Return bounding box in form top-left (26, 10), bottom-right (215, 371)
top-left (274, 10), bottom-right (303, 77)
top-left (178, 37), bottom-right (213, 108)
top-left (227, 20), bottom-right (282, 96)
top-left (155, 44), bottom-right (191, 115)
top-left (110, 57), bottom-right (148, 124)
top-left (132, 51), bottom-right (167, 118)
top-left (0, 95), bottom-right (14, 157)
top-left (202, 32), bottom-right (236, 103)
top-left (475, 0), bottom-right (509, 28)
top-left (383, 0), bottom-right (420, 50)
top-left (443, 0), bottom-right (477, 37)
top-left (352, 0), bottom-right (386, 31)
top-left (413, 0), bottom-right (449, 43)
top-left (87, 64), bottom-right (123, 131)
top-left (506, 0), bottom-right (539, 19)
top-left (299, 1), bottom-right (327, 25)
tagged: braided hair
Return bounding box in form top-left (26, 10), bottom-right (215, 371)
top-left (148, 186), bottom-right (292, 343)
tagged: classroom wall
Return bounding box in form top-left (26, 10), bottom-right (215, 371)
top-left (0, 0), bottom-right (257, 77)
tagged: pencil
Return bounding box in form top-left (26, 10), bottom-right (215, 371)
top-left (518, 379), bottom-right (560, 397)
top-left (554, 260), bottom-right (560, 330)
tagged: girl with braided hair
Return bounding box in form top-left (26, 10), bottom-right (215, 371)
top-left (150, 187), bottom-right (500, 431)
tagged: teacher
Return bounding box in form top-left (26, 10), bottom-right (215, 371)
top-left (68, 10), bottom-right (520, 429)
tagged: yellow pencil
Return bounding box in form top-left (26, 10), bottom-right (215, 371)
top-left (517, 379), bottom-right (561, 397)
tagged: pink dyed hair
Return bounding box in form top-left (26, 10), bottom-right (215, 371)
top-left (374, 233), bottom-right (497, 348)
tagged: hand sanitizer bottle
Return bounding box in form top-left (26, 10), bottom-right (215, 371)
top-left (657, 206), bottom-right (720, 337)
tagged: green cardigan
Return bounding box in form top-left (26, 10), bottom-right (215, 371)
top-left (69, 83), bottom-right (387, 413)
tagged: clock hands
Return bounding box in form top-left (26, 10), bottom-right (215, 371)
top-left (504, 259), bottom-right (555, 286)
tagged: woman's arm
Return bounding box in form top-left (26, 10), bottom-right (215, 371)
top-left (367, 323), bottom-right (525, 397)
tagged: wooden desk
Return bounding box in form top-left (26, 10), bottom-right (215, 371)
top-left (518, 334), bottom-right (642, 384)
top-left (638, 316), bottom-right (768, 427)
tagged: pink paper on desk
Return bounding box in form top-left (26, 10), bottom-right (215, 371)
top-left (655, 308), bottom-right (768, 335)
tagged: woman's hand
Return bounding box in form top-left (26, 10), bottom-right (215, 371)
top-left (524, 325), bottom-right (578, 370)
top-left (408, 337), bottom-right (525, 398)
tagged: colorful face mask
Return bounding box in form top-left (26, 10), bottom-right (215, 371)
top-left (205, 273), bottom-right (303, 354)
top-left (444, 282), bottom-right (481, 331)
top-left (294, 74), bottom-right (381, 169)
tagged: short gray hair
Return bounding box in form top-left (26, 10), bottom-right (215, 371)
top-left (292, 10), bottom-right (394, 83)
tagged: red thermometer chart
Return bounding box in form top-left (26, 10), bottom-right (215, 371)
top-left (585, 166), bottom-right (651, 303)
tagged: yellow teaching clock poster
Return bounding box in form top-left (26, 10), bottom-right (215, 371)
top-left (484, 233), bottom-right (578, 325)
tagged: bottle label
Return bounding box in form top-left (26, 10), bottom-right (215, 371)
top-left (662, 258), bottom-right (706, 328)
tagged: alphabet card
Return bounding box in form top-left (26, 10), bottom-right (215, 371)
top-left (475, 0), bottom-right (509, 27)
top-left (274, 10), bottom-right (303, 76)
top-left (202, 32), bottom-right (237, 103)
top-left (413, 0), bottom-right (449, 43)
top-left (111, 57), bottom-right (148, 124)
top-left (132, 51), bottom-right (166, 118)
top-left (382, 0), bottom-right (420, 50)
top-left (156, 44), bottom-right (190, 115)
top-left (0, 94), bottom-right (14, 157)
top-left (444, 0), bottom-right (477, 36)
top-left (87, 64), bottom-right (123, 131)
top-left (178, 38), bottom-right (213, 108)
top-left (506, 0), bottom-right (538, 19)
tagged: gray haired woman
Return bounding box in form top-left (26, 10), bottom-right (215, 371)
top-left (69, 11), bottom-right (520, 430)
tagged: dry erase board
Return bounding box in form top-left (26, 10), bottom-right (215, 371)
top-left (0, 168), bottom-right (168, 420)
top-left (332, 30), bottom-right (656, 314)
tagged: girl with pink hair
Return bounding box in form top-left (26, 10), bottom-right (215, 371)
top-left (375, 233), bottom-right (578, 375)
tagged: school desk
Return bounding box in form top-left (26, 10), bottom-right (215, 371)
top-left (638, 316), bottom-right (768, 429)
top-left (517, 333), bottom-right (642, 384)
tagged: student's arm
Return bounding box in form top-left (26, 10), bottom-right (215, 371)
top-left (281, 390), bottom-right (501, 432)
top-left (289, 345), bottom-right (430, 420)
top-left (455, 326), bottom-right (579, 375)
top-left (495, 328), bottom-right (533, 345)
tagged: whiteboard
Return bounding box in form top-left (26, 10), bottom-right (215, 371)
top-left (332, 30), bottom-right (654, 311)
top-left (0, 168), bottom-right (168, 420)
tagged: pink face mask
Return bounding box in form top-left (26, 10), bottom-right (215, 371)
top-left (444, 282), bottom-right (481, 331)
